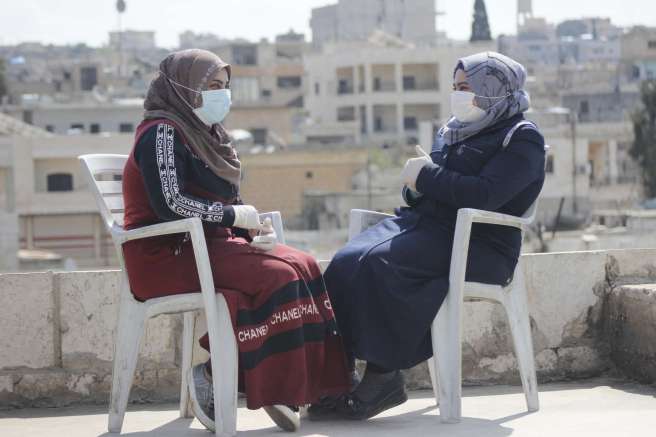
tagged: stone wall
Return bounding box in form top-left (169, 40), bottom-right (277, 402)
top-left (1, 248), bottom-right (656, 408)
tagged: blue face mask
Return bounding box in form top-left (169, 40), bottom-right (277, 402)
top-left (192, 89), bottom-right (231, 126)
top-left (162, 72), bottom-right (232, 126)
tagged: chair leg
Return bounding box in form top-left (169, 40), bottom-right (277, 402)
top-left (208, 294), bottom-right (239, 437)
top-left (108, 296), bottom-right (146, 433)
top-left (502, 269), bottom-right (539, 412)
top-left (180, 311), bottom-right (197, 418)
top-left (427, 357), bottom-right (439, 405)
top-left (432, 294), bottom-right (462, 423)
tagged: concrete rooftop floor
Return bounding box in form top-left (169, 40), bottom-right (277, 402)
top-left (1, 378), bottom-right (655, 437)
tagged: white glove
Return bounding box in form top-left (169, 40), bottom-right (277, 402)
top-left (401, 145), bottom-right (433, 191)
top-left (250, 217), bottom-right (277, 251)
top-left (232, 205), bottom-right (263, 230)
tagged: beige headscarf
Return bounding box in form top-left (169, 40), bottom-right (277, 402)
top-left (144, 49), bottom-right (241, 187)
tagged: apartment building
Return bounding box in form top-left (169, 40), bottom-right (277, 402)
top-left (0, 110), bottom-right (368, 270)
top-left (208, 33), bottom-right (309, 146)
top-left (303, 39), bottom-right (494, 146)
top-left (310, 0), bottom-right (438, 47)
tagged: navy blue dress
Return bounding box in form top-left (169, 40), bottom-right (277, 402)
top-left (324, 114), bottom-right (546, 370)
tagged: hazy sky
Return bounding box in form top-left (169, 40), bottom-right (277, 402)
top-left (2, 0), bottom-right (656, 48)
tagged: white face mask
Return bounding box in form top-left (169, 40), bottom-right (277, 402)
top-left (450, 90), bottom-right (486, 123)
top-left (192, 89), bottom-right (231, 126)
top-left (162, 72), bottom-right (232, 126)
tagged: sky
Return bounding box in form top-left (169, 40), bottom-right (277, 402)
top-left (1, 0), bottom-right (656, 48)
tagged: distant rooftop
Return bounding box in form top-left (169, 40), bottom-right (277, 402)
top-left (0, 112), bottom-right (51, 138)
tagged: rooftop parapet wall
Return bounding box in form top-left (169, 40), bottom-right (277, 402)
top-left (1, 248), bottom-right (656, 408)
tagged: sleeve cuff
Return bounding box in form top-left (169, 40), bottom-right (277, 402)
top-left (415, 162), bottom-right (442, 195)
top-left (220, 205), bottom-right (236, 227)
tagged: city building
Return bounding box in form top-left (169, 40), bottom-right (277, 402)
top-left (208, 35), bottom-right (310, 146)
top-left (0, 109), bottom-right (368, 270)
top-left (303, 38), bottom-right (495, 146)
top-left (310, 0), bottom-right (438, 47)
top-left (621, 26), bottom-right (656, 81)
top-left (179, 31), bottom-right (225, 50)
top-left (3, 99), bottom-right (144, 135)
top-left (108, 30), bottom-right (156, 52)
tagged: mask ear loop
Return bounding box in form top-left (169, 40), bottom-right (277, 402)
top-left (160, 71), bottom-right (201, 111)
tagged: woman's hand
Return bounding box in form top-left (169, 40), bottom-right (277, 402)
top-left (401, 145), bottom-right (433, 191)
top-left (232, 205), bottom-right (263, 230)
top-left (249, 217), bottom-right (277, 251)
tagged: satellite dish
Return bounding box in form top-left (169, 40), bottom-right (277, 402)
top-left (116, 0), bottom-right (126, 13)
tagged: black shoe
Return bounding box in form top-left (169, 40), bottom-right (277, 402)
top-left (336, 370), bottom-right (407, 420)
top-left (307, 370), bottom-right (361, 421)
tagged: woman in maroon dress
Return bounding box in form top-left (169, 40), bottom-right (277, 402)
top-left (121, 49), bottom-right (350, 432)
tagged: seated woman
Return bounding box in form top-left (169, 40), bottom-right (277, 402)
top-left (121, 49), bottom-right (350, 432)
top-left (312, 52), bottom-right (546, 420)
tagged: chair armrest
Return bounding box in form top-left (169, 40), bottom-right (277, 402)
top-left (259, 211), bottom-right (285, 244)
top-left (458, 208), bottom-right (532, 231)
top-left (348, 209), bottom-right (394, 241)
top-left (112, 217), bottom-right (203, 245)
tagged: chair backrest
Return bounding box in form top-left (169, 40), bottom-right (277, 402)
top-left (79, 154), bottom-right (128, 232)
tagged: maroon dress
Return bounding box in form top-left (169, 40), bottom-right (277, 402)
top-left (121, 119), bottom-right (349, 408)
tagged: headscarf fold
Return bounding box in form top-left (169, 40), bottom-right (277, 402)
top-left (143, 49), bottom-right (241, 187)
top-left (439, 51), bottom-right (531, 146)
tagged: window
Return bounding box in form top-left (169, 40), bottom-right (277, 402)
top-left (90, 123), bottom-right (101, 134)
top-left (374, 117), bottom-right (383, 132)
top-left (261, 89), bottom-right (272, 98)
top-left (404, 116), bottom-right (418, 130)
top-left (314, 83), bottom-right (320, 95)
top-left (277, 76), bottom-right (301, 89)
top-left (45, 125), bottom-right (55, 133)
top-left (338, 79), bottom-right (352, 94)
top-left (47, 173), bottom-right (73, 192)
top-left (232, 45), bottom-right (258, 65)
top-left (80, 66), bottom-right (98, 91)
top-left (403, 76), bottom-right (416, 90)
top-left (23, 110), bottom-right (33, 125)
top-left (231, 77), bottom-right (259, 103)
top-left (337, 107), bottom-right (355, 121)
top-left (373, 77), bottom-right (382, 91)
top-left (648, 40), bottom-right (656, 49)
top-left (119, 123), bottom-right (134, 133)
top-left (305, 171), bottom-right (314, 179)
top-left (545, 155), bottom-right (554, 174)
top-left (579, 100), bottom-right (589, 115)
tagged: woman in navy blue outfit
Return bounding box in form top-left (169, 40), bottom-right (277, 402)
top-left (309, 52), bottom-right (546, 421)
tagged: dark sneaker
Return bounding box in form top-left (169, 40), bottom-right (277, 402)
top-left (307, 369), bottom-right (361, 421)
top-left (307, 394), bottom-right (347, 421)
top-left (263, 405), bottom-right (300, 432)
top-left (336, 370), bottom-right (407, 420)
top-left (187, 363), bottom-right (215, 432)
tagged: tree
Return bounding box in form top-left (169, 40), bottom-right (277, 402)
top-left (470, 0), bottom-right (492, 42)
top-left (631, 80), bottom-right (656, 198)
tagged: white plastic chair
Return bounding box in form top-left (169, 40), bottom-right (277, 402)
top-left (79, 154), bottom-right (285, 436)
top-left (348, 202), bottom-right (540, 423)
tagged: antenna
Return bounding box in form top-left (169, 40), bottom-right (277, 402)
top-left (116, 1), bottom-right (126, 76)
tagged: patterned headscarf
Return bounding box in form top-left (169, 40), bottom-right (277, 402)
top-left (144, 49), bottom-right (241, 187)
top-left (439, 51), bottom-right (531, 146)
